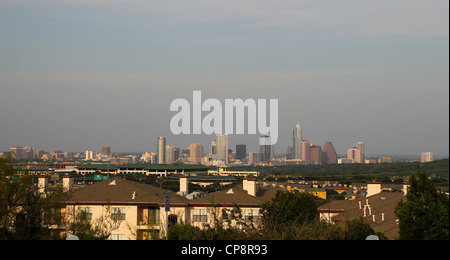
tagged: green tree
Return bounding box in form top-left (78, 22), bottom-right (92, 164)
top-left (395, 166), bottom-right (449, 240)
top-left (260, 190), bottom-right (318, 239)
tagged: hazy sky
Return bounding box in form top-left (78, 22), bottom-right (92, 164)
top-left (0, 0), bottom-right (448, 156)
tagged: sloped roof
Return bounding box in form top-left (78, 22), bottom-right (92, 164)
top-left (190, 187), bottom-right (278, 207)
top-left (318, 192), bottom-right (405, 239)
top-left (66, 178), bottom-right (188, 206)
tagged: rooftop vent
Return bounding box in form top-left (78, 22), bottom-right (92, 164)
top-left (226, 189), bottom-right (234, 194)
top-left (109, 180), bottom-right (116, 186)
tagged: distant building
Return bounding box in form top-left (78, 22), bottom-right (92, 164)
top-left (421, 152), bottom-right (434, 163)
top-left (85, 150), bottom-right (95, 161)
top-left (356, 142), bottom-right (365, 162)
top-left (249, 152), bottom-right (260, 165)
top-left (189, 143), bottom-right (204, 164)
top-left (235, 144), bottom-right (247, 161)
top-left (286, 146), bottom-right (293, 160)
top-left (215, 134), bottom-right (229, 164)
top-left (260, 135), bottom-right (273, 163)
top-left (293, 123), bottom-right (302, 160)
top-left (301, 140), bottom-right (311, 162)
top-left (166, 145), bottom-right (175, 164)
top-left (347, 147), bottom-right (362, 163)
top-left (378, 157), bottom-right (393, 163)
top-left (322, 141), bottom-right (337, 164)
top-left (102, 144), bottom-right (111, 156)
top-left (310, 145), bottom-right (322, 164)
top-left (156, 137), bottom-right (166, 164)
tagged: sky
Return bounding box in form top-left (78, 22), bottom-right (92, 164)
top-left (0, 0), bottom-right (448, 157)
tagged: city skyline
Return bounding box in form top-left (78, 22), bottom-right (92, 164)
top-left (0, 1), bottom-right (448, 157)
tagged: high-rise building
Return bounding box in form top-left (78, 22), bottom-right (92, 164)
top-left (286, 146), bottom-right (293, 160)
top-left (356, 142), bottom-right (365, 162)
top-left (166, 145), bottom-right (175, 164)
top-left (211, 139), bottom-right (217, 156)
top-left (322, 141), bottom-right (337, 164)
top-left (293, 123), bottom-right (302, 160)
top-left (216, 134), bottom-right (229, 164)
top-left (249, 152), bottom-right (260, 165)
top-left (301, 140), bottom-right (311, 162)
top-left (310, 145), bottom-right (322, 164)
top-left (292, 124), bottom-right (303, 160)
top-left (260, 135), bottom-right (273, 163)
top-left (157, 137), bottom-right (166, 164)
top-left (236, 144), bottom-right (247, 161)
top-left (189, 143), bottom-right (204, 164)
top-left (85, 150), bottom-right (95, 161)
top-left (421, 152), bottom-right (434, 163)
top-left (347, 147), bottom-right (362, 163)
top-left (102, 144), bottom-right (111, 156)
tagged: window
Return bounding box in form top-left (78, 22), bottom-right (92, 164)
top-left (148, 207), bottom-right (160, 225)
top-left (111, 207), bottom-right (126, 221)
top-left (110, 234), bottom-right (125, 240)
top-left (244, 209), bottom-right (260, 223)
top-left (78, 207), bottom-right (92, 220)
top-left (193, 209), bottom-right (207, 223)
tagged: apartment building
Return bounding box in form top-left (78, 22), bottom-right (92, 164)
top-left (61, 177), bottom-right (276, 240)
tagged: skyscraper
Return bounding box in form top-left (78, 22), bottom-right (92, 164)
top-left (356, 142), bottom-right (365, 162)
top-left (102, 144), bottom-right (111, 156)
top-left (347, 147), bottom-right (362, 163)
top-left (260, 135), bottom-right (273, 163)
top-left (189, 143), bottom-right (204, 164)
top-left (310, 145), bottom-right (322, 164)
top-left (236, 144), bottom-right (247, 161)
top-left (166, 145), bottom-right (175, 164)
top-left (421, 152), bottom-right (434, 163)
top-left (301, 140), bottom-right (311, 162)
top-left (216, 134), bottom-right (229, 164)
top-left (322, 141), bottom-right (337, 164)
top-left (293, 123), bottom-right (302, 160)
top-left (157, 137), bottom-right (166, 164)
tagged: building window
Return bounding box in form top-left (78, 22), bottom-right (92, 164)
top-left (244, 209), bottom-right (260, 223)
top-left (111, 207), bottom-right (126, 221)
top-left (193, 209), bottom-right (207, 223)
top-left (148, 207), bottom-right (160, 225)
top-left (78, 207), bottom-right (92, 220)
top-left (110, 234), bottom-right (125, 240)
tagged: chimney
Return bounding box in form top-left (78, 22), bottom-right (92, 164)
top-left (381, 213), bottom-right (385, 222)
top-left (63, 176), bottom-right (74, 192)
top-left (179, 176), bottom-right (188, 196)
top-left (402, 183), bottom-right (409, 196)
top-left (366, 182), bottom-right (381, 197)
top-left (372, 215), bottom-right (376, 222)
top-left (38, 176), bottom-right (49, 193)
top-left (243, 178), bottom-right (257, 197)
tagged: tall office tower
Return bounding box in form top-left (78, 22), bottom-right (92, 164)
top-left (356, 142), bottom-right (365, 162)
top-left (249, 152), bottom-right (260, 165)
top-left (85, 150), bottom-right (95, 161)
top-left (166, 145), bottom-right (175, 164)
top-left (310, 145), bottom-right (322, 164)
top-left (157, 137), bottom-right (166, 164)
top-left (347, 147), bottom-right (362, 163)
top-left (322, 141), bottom-right (337, 164)
top-left (236, 144), bottom-right (247, 161)
top-left (211, 139), bottom-right (217, 156)
top-left (10, 147), bottom-right (24, 160)
top-left (286, 146), bottom-right (293, 160)
top-left (189, 143), bottom-right (204, 164)
top-left (293, 123), bottom-right (302, 160)
top-left (216, 134), bottom-right (229, 164)
top-left (260, 135), bottom-right (273, 163)
top-left (102, 144), bottom-right (111, 156)
top-left (421, 152), bottom-right (434, 163)
top-left (173, 147), bottom-right (180, 162)
top-left (301, 140), bottom-right (311, 162)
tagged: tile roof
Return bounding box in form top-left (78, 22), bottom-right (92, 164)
top-left (318, 192), bottom-right (405, 239)
top-left (190, 187), bottom-right (278, 207)
top-left (66, 177), bottom-right (188, 206)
